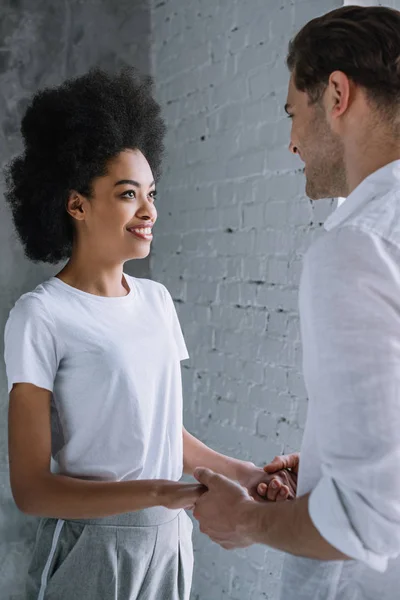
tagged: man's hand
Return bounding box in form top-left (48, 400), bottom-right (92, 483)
top-left (237, 465), bottom-right (296, 502)
top-left (258, 453), bottom-right (300, 501)
top-left (193, 468), bottom-right (258, 549)
top-left (264, 453), bottom-right (300, 474)
top-left (159, 482), bottom-right (208, 510)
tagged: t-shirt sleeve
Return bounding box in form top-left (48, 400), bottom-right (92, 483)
top-left (162, 287), bottom-right (189, 361)
top-left (4, 295), bottom-right (60, 393)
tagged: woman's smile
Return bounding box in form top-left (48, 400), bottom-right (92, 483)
top-left (126, 225), bottom-right (153, 241)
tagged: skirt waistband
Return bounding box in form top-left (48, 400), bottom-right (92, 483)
top-left (66, 506), bottom-right (182, 528)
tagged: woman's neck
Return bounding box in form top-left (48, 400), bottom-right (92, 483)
top-left (56, 257), bottom-right (129, 298)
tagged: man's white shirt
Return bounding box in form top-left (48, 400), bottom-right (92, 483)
top-left (281, 161), bottom-right (400, 599)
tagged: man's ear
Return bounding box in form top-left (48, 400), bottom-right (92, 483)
top-left (327, 70), bottom-right (351, 120)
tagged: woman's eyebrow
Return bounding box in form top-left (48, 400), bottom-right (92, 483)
top-left (114, 179), bottom-right (155, 188)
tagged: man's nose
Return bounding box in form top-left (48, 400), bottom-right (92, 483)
top-left (289, 140), bottom-right (298, 155)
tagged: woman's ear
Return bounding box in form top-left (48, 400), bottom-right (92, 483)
top-left (66, 191), bottom-right (86, 221)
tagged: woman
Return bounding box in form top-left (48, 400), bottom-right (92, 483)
top-left (4, 68), bottom-right (295, 600)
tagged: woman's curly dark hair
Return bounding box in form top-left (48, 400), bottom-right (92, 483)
top-left (4, 67), bottom-right (166, 263)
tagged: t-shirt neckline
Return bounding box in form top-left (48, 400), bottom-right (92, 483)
top-left (48, 274), bottom-right (136, 303)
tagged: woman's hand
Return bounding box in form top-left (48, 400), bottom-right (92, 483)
top-left (257, 453), bottom-right (300, 501)
top-left (159, 482), bottom-right (208, 510)
top-left (237, 464), bottom-right (296, 502)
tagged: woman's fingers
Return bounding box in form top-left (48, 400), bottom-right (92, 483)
top-left (267, 478), bottom-right (284, 501)
top-left (257, 477), bottom-right (282, 501)
top-left (276, 484), bottom-right (290, 502)
top-left (257, 479), bottom-right (291, 502)
top-left (257, 482), bottom-right (268, 497)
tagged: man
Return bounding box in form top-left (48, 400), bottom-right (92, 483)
top-left (193, 6), bottom-right (400, 599)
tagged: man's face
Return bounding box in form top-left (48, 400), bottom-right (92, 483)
top-left (286, 74), bottom-right (346, 200)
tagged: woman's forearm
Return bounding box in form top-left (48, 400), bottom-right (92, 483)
top-left (183, 427), bottom-right (254, 482)
top-left (16, 472), bottom-right (203, 519)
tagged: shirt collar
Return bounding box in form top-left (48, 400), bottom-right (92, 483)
top-left (324, 160), bottom-right (400, 231)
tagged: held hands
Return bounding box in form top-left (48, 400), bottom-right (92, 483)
top-left (238, 453), bottom-right (299, 502)
top-left (192, 454), bottom-right (300, 549)
top-left (163, 453), bottom-right (299, 514)
top-left (260, 453), bottom-right (299, 501)
top-left (239, 465), bottom-right (295, 502)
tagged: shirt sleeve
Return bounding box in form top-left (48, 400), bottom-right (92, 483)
top-left (301, 226), bottom-right (400, 572)
top-left (4, 295), bottom-right (60, 393)
top-left (162, 287), bottom-right (189, 361)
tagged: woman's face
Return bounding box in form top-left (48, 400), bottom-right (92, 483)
top-left (69, 149), bottom-right (157, 263)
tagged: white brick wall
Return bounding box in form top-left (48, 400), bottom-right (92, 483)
top-left (150, 1), bottom-right (340, 598)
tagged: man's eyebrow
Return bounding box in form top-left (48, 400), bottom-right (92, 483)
top-left (284, 103), bottom-right (292, 115)
top-left (114, 179), bottom-right (155, 188)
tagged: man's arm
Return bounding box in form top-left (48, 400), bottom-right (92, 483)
top-left (300, 228), bottom-right (400, 569)
top-left (193, 468), bottom-right (349, 559)
top-left (248, 492), bottom-right (349, 560)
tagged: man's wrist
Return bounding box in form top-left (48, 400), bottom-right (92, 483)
top-left (239, 499), bottom-right (269, 545)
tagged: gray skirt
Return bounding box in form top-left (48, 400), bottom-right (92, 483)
top-left (26, 507), bottom-right (194, 600)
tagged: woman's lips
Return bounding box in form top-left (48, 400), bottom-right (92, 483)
top-left (127, 227), bottom-right (153, 241)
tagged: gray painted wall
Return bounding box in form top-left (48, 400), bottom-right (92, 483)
top-left (0, 1), bottom-right (151, 597)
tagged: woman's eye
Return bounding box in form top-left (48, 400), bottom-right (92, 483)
top-left (149, 190), bottom-right (157, 201)
top-left (122, 190), bottom-right (136, 199)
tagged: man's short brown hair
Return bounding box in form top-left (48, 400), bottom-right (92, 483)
top-left (287, 5), bottom-right (400, 112)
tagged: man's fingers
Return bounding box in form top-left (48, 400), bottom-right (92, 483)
top-left (192, 484), bottom-right (208, 499)
top-left (263, 456), bottom-right (286, 473)
top-left (264, 453), bottom-right (300, 473)
top-left (193, 467), bottom-right (215, 487)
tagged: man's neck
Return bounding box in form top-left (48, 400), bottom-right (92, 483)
top-left (345, 140), bottom-right (400, 196)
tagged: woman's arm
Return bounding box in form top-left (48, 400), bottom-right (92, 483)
top-left (9, 384), bottom-right (205, 519)
top-left (183, 427), bottom-right (253, 482)
top-left (16, 473), bottom-right (205, 519)
top-left (183, 427), bottom-right (296, 500)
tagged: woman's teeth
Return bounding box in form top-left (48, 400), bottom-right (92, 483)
top-left (131, 228), bottom-right (152, 235)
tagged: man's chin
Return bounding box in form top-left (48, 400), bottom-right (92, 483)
top-left (305, 179), bottom-right (330, 201)
top-left (305, 180), bottom-right (318, 201)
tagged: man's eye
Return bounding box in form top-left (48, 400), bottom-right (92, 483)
top-left (122, 190), bottom-right (136, 199)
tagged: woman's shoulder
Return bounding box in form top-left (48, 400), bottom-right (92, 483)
top-left (8, 279), bottom-right (58, 321)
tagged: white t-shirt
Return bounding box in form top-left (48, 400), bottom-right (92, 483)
top-left (4, 275), bottom-right (189, 482)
